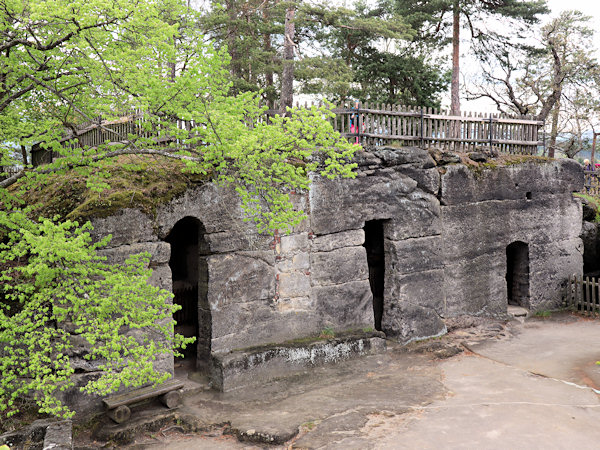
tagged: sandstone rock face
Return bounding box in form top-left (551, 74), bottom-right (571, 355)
top-left (83, 146), bottom-right (583, 404)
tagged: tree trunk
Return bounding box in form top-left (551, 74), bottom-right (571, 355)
top-left (281, 4), bottom-right (295, 115)
top-left (226, 0), bottom-right (241, 88)
top-left (21, 144), bottom-right (28, 165)
top-left (450, 0), bottom-right (461, 116)
top-left (592, 132), bottom-right (598, 167)
top-left (548, 98), bottom-right (560, 158)
top-left (167, 36), bottom-right (176, 82)
top-left (262, 3), bottom-right (274, 109)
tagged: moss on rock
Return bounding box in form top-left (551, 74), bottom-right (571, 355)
top-left (15, 156), bottom-right (210, 222)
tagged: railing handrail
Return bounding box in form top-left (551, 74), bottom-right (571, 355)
top-left (29, 101), bottom-right (545, 161)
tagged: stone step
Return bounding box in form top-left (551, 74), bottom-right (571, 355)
top-left (507, 305), bottom-right (528, 318)
top-left (212, 330), bottom-right (387, 392)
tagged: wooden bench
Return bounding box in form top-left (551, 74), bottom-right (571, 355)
top-left (102, 379), bottom-right (184, 423)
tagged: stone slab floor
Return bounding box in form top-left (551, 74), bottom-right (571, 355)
top-left (121, 314), bottom-right (600, 449)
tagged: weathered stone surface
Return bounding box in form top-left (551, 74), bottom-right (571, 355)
top-left (443, 252), bottom-right (507, 317)
top-left (90, 209), bottom-right (156, 246)
top-left (310, 171), bottom-right (418, 234)
top-left (354, 149), bottom-right (383, 167)
top-left (148, 264), bottom-right (172, 292)
top-left (442, 196), bottom-right (582, 260)
top-left (43, 420), bottom-right (72, 450)
top-left (385, 269), bottom-right (445, 316)
top-left (383, 302), bottom-right (446, 344)
top-left (155, 184), bottom-right (245, 237)
top-left (211, 332), bottom-right (386, 392)
top-left (277, 252), bottom-right (310, 272)
top-left (207, 253), bottom-right (276, 309)
top-left (468, 152), bottom-right (487, 163)
top-left (528, 238), bottom-right (583, 310)
top-left (372, 146), bottom-right (436, 169)
top-left (437, 151), bottom-right (461, 165)
top-left (384, 192), bottom-right (441, 240)
top-left (276, 296), bottom-right (313, 312)
top-left (211, 305), bottom-right (322, 353)
top-left (311, 230), bottom-right (365, 252)
top-left (508, 195), bottom-right (582, 243)
top-left (441, 160), bottom-right (583, 206)
top-left (581, 197), bottom-right (597, 222)
top-left (76, 147), bottom-right (586, 410)
top-left (98, 241), bottom-right (171, 266)
top-left (394, 166), bottom-right (440, 195)
top-left (280, 232), bottom-right (309, 254)
top-left (57, 372), bottom-right (104, 420)
top-left (387, 236), bottom-right (443, 275)
top-left (313, 280), bottom-right (374, 329)
top-left (205, 230), bottom-right (273, 254)
top-left (310, 247), bottom-right (369, 286)
top-left (70, 356), bottom-right (104, 373)
top-left (0, 419), bottom-right (62, 450)
top-left (278, 272), bottom-right (311, 298)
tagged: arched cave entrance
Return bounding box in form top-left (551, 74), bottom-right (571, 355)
top-left (506, 241), bottom-right (530, 309)
top-left (363, 220), bottom-right (385, 331)
top-left (165, 217), bottom-right (211, 371)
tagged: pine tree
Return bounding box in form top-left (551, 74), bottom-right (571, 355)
top-left (393, 0), bottom-right (549, 114)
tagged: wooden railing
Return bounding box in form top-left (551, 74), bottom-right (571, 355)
top-left (0, 165), bottom-right (21, 181)
top-left (583, 170), bottom-right (600, 196)
top-left (31, 102), bottom-right (545, 165)
top-left (564, 274), bottom-right (600, 317)
top-left (62, 112), bottom-right (193, 150)
top-left (268, 102), bottom-right (544, 154)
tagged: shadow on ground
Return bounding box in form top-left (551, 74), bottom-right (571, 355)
top-left (84, 313), bottom-right (600, 449)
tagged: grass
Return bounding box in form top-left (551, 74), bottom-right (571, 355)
top-left (319, 327), bottom-right (335, 338)
top-left (574, 193), bottom-right (600, 223)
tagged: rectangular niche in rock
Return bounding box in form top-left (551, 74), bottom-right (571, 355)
top-left (165, 216), bottom-right (211, 371)
top-left (506, 241), bottom-right (530, 309)
top-left (363, 220), bottom-right (386, 331)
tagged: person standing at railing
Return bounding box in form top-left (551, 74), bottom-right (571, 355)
top-left (349, 101), bottom-right (365, 145)
top-left (584, 159), bottom-right (593, 193)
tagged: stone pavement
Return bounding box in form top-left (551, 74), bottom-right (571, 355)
top-left (119, 314), bottom-right (600, 449)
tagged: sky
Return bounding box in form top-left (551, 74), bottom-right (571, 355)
top-left (459, 0), bottom-right (600, 112)
top-left (547, 0), bottom-right (600, 43)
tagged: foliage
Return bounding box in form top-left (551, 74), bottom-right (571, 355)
top-left (0, 213), bottom-right (193, 418)
top-left (201, 0), bottom-right (449, 106)
top-left (0, 0), bottom-right (356, 419)
top-left (199, 0), bottom-right (285, 103)
top-left (468, 10), bottom-right (599, 157)
top-left (319, 327), bottom-right (335, 338)
top-left (294, 0), bottom-right (449, 105)
top-left (350, 50), bottom-right (450, 107)
top-left (469, 10), bottom-right (597, 116)
top-left (392, 0), bottom-right (549, 112)
top-left (574, 193), bottom-right (600, 223)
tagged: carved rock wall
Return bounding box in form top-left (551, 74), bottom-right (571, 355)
top-left (89, 148), bottom-right (583, 364)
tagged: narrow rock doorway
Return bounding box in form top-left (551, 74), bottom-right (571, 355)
top-left (363, 220), bottom-right (385, 331)
top-left (506, 241), bottom-right (530, 309)
top-left (165, 217), bottom-right (212, 371)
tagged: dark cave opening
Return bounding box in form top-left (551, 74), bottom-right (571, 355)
top-left (506, 241), bottom-right (530, 308)
top-left (166, 217), bottom-right (211, 370)
top-left (364, 220), bottom-right (385, 331)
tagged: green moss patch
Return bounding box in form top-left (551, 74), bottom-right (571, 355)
top-left (16, 156), bottom-right (210, 222)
